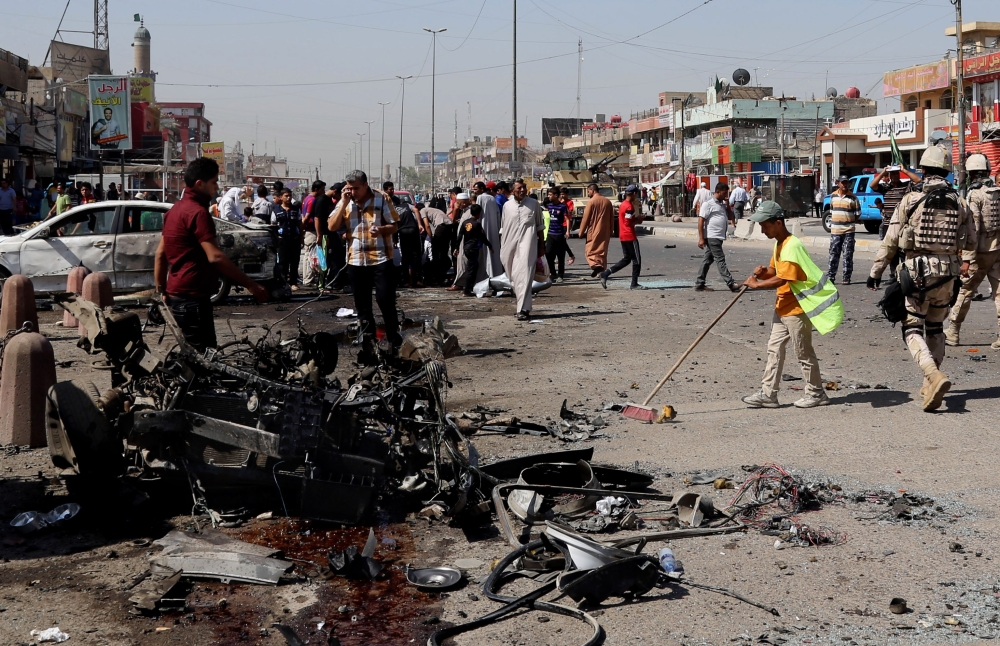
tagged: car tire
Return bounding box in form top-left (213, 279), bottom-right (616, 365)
top-left (210, 277), bottom-right (232, 304)
top-left (864, 221), bottom-right (880, 234)
top-left (45, 380), bottom-right (121, 476)
top-left (822, 208), bottom-right (832, 234)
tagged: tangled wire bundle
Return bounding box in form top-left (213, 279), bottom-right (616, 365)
top-left (725, 463), bottom-right (805, 527)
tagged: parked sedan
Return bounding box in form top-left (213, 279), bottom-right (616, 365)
top-left (0, 201), bottom-right (281, 303)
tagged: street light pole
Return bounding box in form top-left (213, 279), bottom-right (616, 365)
top-left (511, 0), bottom-right (517, 174)
top-left (365, 120), bottom-right (374, 182)
top-left (378, 101), bottom-right (390, 182)
top-left (396, 75), bottom-right (413, 188)
top-left (424, 27), bottom-right (446, 197)
top-left (357, 133), bottom-right (365, 175)
top-left (672, 96), bottom-right (689, 216)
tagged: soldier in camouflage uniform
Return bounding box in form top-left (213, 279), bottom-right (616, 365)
top-left (946, 153), bottom-right (1000, 349)
top-left (868, 145), bottom-right (976, 412)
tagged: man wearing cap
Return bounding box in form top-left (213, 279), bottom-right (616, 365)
top-left (600, 185), bottom-right (645, 289)
top-left (741, 201), bottom-right (843, 409)
top-left (500, 180), bottom-right (545, 320)
top-left (695, 182), bottom-right (739, 292)
top-left (827, 176), bottom-right (861, 285)
top-left (449, 192), bottom-right (475, 291)
top-left (871, 164), bottom-right (921, 241)
top-left (693, 182), bottom-right (712, 217)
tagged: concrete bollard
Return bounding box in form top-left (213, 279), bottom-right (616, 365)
top-left (63, 266), bottom-right (91, 328)
top-left (0, 274), bottom-right (38, 334)
top-left (79, 272), bottom-right (113, 337)
top-left (0, 332), bottom-right (56, 447)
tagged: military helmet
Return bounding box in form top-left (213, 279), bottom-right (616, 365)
top-left (966, 153), bottom-right (991, 174)
top-left (919, 144), bottom-right (951, 171)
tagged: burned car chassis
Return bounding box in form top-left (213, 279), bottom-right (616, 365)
top-left (49, 294), bottom-right (479, 525)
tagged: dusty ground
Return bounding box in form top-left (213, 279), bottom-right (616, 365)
top-left (3, 225), bottom-right (1000, 645)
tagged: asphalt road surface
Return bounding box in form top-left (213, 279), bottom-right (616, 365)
top-left (4, 229), bottom-right (1000, 645)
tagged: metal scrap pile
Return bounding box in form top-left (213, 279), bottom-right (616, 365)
top-left (47, 294), bottom-right (481, 525)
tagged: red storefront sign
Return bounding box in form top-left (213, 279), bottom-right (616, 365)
top-left (964, 52), bottom-right (1000, 81)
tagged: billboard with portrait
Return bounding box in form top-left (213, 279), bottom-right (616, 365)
top-left (88, 75), bottom-right (131, 151)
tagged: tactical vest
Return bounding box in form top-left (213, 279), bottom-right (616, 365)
top-left (899, 185), bottom-right (961, 255)
top-left (982, 186), bottom-right (1000, 235)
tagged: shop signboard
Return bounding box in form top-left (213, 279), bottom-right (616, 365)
top-left (416, 152), bottom-right (450, 164)
top-left (62, 88), bottom-right (89, 118)
top-left (651, 150), bottom-right (667, 165)
top-left (964, 52), bottom-right (1000, 80)
top-left (709, 126), bottom-right (732, 147)
top-left (130, 77), bottom-right (155, 104)
top-left (51, 41), bottom-right (111, 82)
top-left (200, 141), bottom-right (226, 181)
top-left (657, 104), bottom-right (673, 129)
top-left (851, 111), bottom-right (918, 144)
top-left (882, 61), bottom-right (950, 98)
top-left (88, 75), bottom-right (131, 151)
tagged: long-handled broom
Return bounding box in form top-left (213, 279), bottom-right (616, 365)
top-left (622, 286), bottom-right (749, 422)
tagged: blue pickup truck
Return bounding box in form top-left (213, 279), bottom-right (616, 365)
top-left (820, 174), bottom-right (884, 234)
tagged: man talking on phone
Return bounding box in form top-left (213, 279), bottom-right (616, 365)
top-left (327, 169), bottom-right (402, 347)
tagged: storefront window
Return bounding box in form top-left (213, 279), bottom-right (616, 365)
top-left (980, 82), bottom-right (997, 124)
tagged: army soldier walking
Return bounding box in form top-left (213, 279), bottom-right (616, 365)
top-left (867, 145), bottom-right (976, 412)
top-left (946, 153), bottom-right (1000, 349)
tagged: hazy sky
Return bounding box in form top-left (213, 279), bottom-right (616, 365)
top-left (2, 0), bottom-right (993, 183)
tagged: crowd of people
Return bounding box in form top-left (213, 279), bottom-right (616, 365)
top-left (0, 178), bottom-right (135, 235)
top-left (146, 141), bottom-right (1000, 415)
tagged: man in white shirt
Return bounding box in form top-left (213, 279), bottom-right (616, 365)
top-left (729, 181), bottom-right (749, 219)
top-left (695, 182), bottom-right (738, 292)
top-left (692, 182), bottom-right (713, 217)
top-left (813, 186), bottom-right (825, 217)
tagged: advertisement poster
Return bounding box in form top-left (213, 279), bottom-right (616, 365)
top-left (130, 77), bottom-right (155, 104)
top-left (88, 75), bottom-right (131, 151)
top-left (50, 41), bottom-right (111, 82)
top-left (882, 61), bottom-right (950, 98)
top-left (200, 141), bottom-right (226, 181)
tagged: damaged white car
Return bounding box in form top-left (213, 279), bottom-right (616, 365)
top-left (0, 200), bottom-right (281, 303)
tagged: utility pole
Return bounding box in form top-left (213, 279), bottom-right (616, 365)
top-left (576, 38), bottom-right (582, 121)
top-left (396, 75), bottom-right (413, 187)
top-left (454, 109), bottom-right (458, 148)
top-left (378, 101), bottom-right (390, 182)
top-left (672, 95), bottom-right (688, 216)
top-left (424, 28), bottom-right (446, 197)
top-left (511, 0), bottom-right (518, 174)
top-left (953, 0), bottom-right (967, 195)
top-left (779, 108), bottom-right (786, 173)
top-left (365, 120), bottom-right (374, 181)
top-left (357, 133), bottom-right (365, 175)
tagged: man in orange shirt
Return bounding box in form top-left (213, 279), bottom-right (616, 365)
top-left (741, 201), bottom-right (836, 409)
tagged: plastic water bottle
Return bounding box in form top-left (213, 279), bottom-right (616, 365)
top-left (658, 547), bottom-right (676, 573)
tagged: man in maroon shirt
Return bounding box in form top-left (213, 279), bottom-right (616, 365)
top-left (154, 157), bottom-right (268, 350)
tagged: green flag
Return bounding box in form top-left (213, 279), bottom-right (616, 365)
top-left (889, 129), bottom-right (905, 167)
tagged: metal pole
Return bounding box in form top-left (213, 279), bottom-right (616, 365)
top-left (423, 28), bottom-right (446, 197)
top-left (120, 150), bottom-right (126, 199)
top-left (511, 0), bottom-right (518, 172)
top-left (357, 133), bottom-right (364, 174)
top-left (396, 75), bottom-right (412, 188)
top-left (365, 120), bottom-right (374, 182)
top-left (378, 102), bottom-right (390, 182)
top-left (779, 110), bottom-right (785, 173)
top-left (953, 0), bottom-right (967, 195)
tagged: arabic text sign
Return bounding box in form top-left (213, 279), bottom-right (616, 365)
top-left (200, 141), bottom-right (226, 180)
top-left (130, 77), bottom-right (154, 104)
top-left (851, 111), bottom-right (919, 143)
top-left (88, 76), bottom-right (131, 151)
top-left (50, 41), bottom-right (111, 82)
top-left (882, 61), bottom-right (950, 98)
top-left (657, 104), bottom-right (673, 129)
top-left (963, 52), bottom-right (1000, 79)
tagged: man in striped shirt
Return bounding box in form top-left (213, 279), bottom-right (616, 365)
top-left (328, 169), bottom-right (402, 346)
top-left (871, 165), bottom-right (921, 240)
top-left (827, 176), bottom-right (861, 285)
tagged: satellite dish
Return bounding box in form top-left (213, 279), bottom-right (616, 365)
top-left (826, 87), bottom-right (838, 98)
top-left (732, 68), bottom-right (751, 86)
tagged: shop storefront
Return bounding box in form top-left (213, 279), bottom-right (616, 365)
top-left (819, 108), bottom-right (952, 189)
top-left (963, 51), bottom-right (1000, 172)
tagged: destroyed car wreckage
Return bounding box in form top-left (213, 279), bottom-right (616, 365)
top-left (46, 294), bottom-right (480, 525)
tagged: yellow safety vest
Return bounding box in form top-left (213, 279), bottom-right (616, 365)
top-left (772, 235), bottom-right (844, 335)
